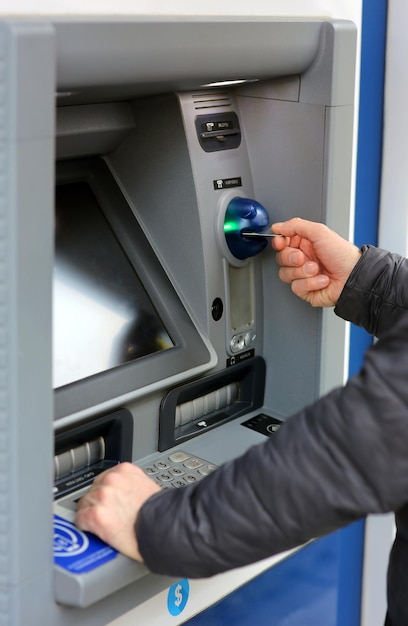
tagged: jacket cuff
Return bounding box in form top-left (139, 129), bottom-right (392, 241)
top-left (334, 245), bottom-right (406, 336)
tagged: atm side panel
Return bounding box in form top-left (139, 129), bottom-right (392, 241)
top-left (0, 20), bottom-right (56, 626)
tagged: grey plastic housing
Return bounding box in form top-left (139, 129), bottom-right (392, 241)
top-left (0, 16), bottom-right (356, 625)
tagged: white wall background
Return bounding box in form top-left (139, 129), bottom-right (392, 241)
top-left (379, 0), bottom-right (408, 255)
top-left (363, 2), bottom-right (408, 626)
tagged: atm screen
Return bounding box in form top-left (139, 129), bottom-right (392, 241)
top-left (54, 182), bottom-right (174, 388)
top-left (53, 158), bottom-right (213, 420)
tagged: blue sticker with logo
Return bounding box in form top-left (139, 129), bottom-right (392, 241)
top-left (167, 579), bottom-right (189, 616)
top-left (53, 515), bottom-right (118, 573)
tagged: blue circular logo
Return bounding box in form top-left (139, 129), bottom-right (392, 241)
top-left (167, 579), bottom-right (189, 616)
top-left (53, 518), bottom-right (89, 557)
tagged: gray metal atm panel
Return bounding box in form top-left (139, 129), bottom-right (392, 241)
top-left (235, 21), bottom-right (356, 415)
top-left (54, 18), bottom-right (322, 100)
top-left (0, 20), bottom-right (55, 625)
top-left (238, 96), bottom-right (326, 414)
top-left (0, 16), bottom-right (356, 626)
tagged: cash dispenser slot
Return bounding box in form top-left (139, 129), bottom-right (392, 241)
top-left (158, 356), bottom-right (266, 451)
top-left (53, 409), bottom-right (147, 608)
top-left (54, 409), bottom-right (133, 499)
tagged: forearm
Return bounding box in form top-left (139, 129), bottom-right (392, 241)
top-left (136, 316), bottom-right (408, 578)
top-left (335, 245), bottom-right (408, 337)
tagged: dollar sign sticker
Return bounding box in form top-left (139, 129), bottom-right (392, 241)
top-left (168, 579), bottom-right (189, 616)
top-left (175, 584), bottom-right (183, 607)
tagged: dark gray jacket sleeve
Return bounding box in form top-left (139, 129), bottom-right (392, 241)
top-left (135, 244), bottom-right (408, 578)
top-left (335, 244), bottom-right (408, 337)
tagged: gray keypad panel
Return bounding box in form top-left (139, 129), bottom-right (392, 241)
top-left (140, 450), bottom-right (218, 489)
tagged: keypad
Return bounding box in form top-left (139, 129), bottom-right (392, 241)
top-left (140, 450), bottom-right (217, 489)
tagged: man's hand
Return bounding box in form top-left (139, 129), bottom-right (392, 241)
top-left (75, 462), bottom-right (162, 561)
top-left (271, 217), bottom-right (362, 307)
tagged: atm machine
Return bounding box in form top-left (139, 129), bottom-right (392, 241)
top-left (1, 16), bottom-right (356, 625)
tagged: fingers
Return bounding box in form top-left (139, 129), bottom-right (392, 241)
top-left (75, 462), bottom-right (161, 561)
top-left (272, 217), bottom-right (328, 242)
top-left (276, 245), bottom-right (320, 284)
top-left (275, 246), bottom-right (307, 269)
top-left (290, 275), bottom-right (330, 302)
top-left (269, 234), bottom-right (293, 251)
top-left (277, 258), bottom-right (330, 306)
top-left (77, 462), bottom-right (140, 500)
top-left (270, 218), bottom-right (334, 306)
top-left (278, 263), bottom-right (319, 284)
top-left (76, 463), bottom-right (155, 519)
top-left (75, 485), bottom-right (111, 535)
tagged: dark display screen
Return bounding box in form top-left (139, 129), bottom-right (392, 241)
top-left (53, 182), bottom-right (174, 388)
